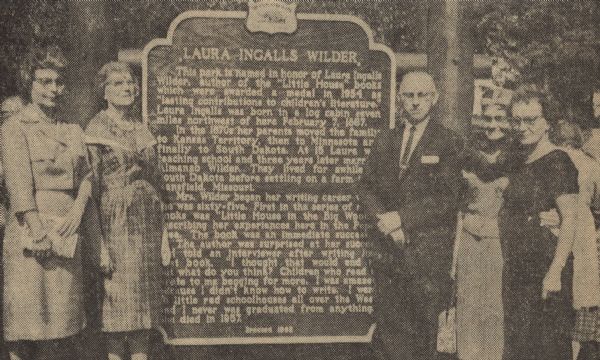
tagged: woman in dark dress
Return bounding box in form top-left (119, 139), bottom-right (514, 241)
top-left (500, 85), bottom-right (579, 360)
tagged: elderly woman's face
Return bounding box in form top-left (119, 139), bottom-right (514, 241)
top-left (31, 68), bottom-right (65, 108)
top-left (105, 71), bottom-right (136, 107)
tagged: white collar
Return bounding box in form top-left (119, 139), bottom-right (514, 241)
top-left (403, 117), bottom-right (430, 132)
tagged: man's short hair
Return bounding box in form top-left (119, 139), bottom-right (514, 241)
top-left (398, 71), bottom-right (437, 93)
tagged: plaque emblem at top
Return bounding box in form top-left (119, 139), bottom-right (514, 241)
top-left (246, 0), bottom-right (298, 34)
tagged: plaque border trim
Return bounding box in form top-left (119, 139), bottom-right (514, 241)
top-left (142, 9), bottom-right (394, 345)
top-left (142, 10), bottom-right (396, 130)
top-left (157, 324), bottom-right (376, 345)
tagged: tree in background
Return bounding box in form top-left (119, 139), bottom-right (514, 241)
top-left (0, 0), bottom-right (72, 98)
top-left (105, 0), bottom-right (422, 51)
top-left (474, 0), bottom-right (600, 128)
top-left (1, 0), bottom-right (598, 127)
top-left (0, 0), bottom-right (422, 100)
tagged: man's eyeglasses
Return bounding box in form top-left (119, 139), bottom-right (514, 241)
top-left (400, 92), bottom-right (434, 100)
top-left (509, 116), bottom-right (540, 127)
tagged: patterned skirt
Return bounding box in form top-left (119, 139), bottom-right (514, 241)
top-left (100, 180), bottom-right (164, 332)
top-left (573, 308), bottom-right (600, 342)
top-left (573, 233), bottom-right (600, 342)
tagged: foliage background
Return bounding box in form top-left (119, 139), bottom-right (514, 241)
top-left (1, 0), bottom-right (598, 125)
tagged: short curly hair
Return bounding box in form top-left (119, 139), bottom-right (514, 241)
top-left (95, 61), bottom-right (139, 101)
top-left (19, 45), bottom-right (68, 101)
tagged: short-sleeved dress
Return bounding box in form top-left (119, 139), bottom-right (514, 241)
top-left (86, 111), bottom-right (165, 332)
top-left (2, 104), bottom-right (89, 341)
top-left (499, 149), bottom-right (578, 360)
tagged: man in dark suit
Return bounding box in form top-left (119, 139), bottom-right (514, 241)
top-left (358, 72), bottom-right (463, 360)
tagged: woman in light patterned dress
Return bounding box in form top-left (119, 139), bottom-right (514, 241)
top-left (454, 104), bottom-right (511, 360)
top-left (86, 61), bottom-right (169, 360)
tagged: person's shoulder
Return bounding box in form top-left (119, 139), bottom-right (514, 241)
top-left (84, 111), bottom-right (108, 135)
top-left (546, 148), bottom-right (573, 163)
top-left (430, 122), bottom-right (465, 152)
top-left (2, 106), bottom-right (30, 132)
top-left (134, 121), bottom-right (157, 150)
top-left (432, 122), bottom-right (461, 140)
top-left (544, 148), bottom-right (578, 175)
top-left (133, 120), bottom-right (151, 133)
top-left (371, 127), bottom-right (399, 145)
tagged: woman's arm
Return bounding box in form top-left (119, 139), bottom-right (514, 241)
top-left (83, 142), bottom-right (114, 274)
top-left (56, 174), bottom-right (91, 237)
top-left (1, 119), bottom-right (51, 255)
top-left (543, 193), bottom-right (577, 298)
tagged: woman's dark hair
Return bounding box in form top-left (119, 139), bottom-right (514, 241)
top-left (19, 45), bottom-right (68, 101)
top-left (509, 84), bottom-right (562, 128)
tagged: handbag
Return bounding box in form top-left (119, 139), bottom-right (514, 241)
top-left (437, 282), bottom-right (457, 354)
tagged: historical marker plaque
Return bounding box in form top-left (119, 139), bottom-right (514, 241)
top-left (143, 9), bottom-right (395, 345)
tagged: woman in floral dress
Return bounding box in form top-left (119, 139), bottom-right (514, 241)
top-left (86, 62), bottom-right (168, 360)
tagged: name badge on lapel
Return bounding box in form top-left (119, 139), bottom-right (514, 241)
top-left (421, 155), bottom-right (439, 164)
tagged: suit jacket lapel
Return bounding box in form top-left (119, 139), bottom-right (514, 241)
top-left (399, 121), bottom-right (436, 181)
top-left (391, 124), bottom-right (404, 180)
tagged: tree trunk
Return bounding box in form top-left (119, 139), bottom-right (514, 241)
top-left (64, 2), bottom-right (117, 127)
top-left (426, 0), bottom-right (474, 136)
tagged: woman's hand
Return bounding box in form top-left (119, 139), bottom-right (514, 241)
top-left (100, 242), bottom-right (114, 276)
top-left (161, 227), bottom-right (171, 266)
top-left (542, 264), bottom-right (562, 299)
top-left (30, 233), bottom-right (52, 259)
top-left (539, 208), bottom-right (560, 236)
top-left (56, 200), bottom-right (86, 238)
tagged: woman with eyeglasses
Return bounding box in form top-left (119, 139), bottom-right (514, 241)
top-left (85, 61), bottom-right (169, 360)
top-left (2, 46), bottom-right (92, 359)
top-left (500, 85), bottom-right (579, 360)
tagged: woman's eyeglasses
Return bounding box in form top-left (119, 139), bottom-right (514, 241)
top-left (107, 79), bottom-right (136, 87)
top-left (34, 77), bottom-right (65, 89)
top-left (509, 116), bottom-right (540, 127)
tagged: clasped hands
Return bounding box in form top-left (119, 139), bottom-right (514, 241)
top-left (376, 211), bottom-right (408, 245)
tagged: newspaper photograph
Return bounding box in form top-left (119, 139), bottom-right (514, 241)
top-left (0, 1), bottom-right (599, 359)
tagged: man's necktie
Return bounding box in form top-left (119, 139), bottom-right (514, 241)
top-left (400, 125), bottom-right (417, 166)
